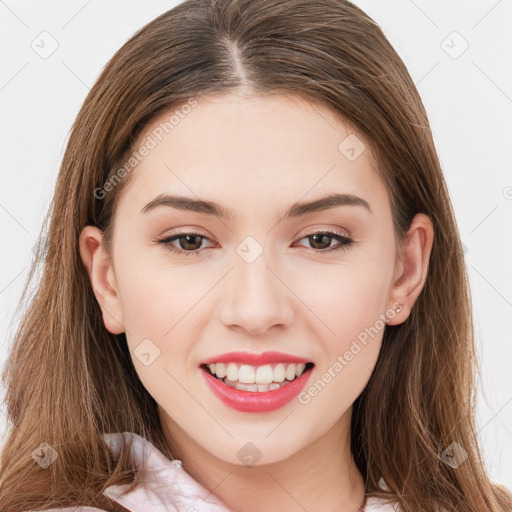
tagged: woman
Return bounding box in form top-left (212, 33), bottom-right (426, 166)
top-left (1, 0), bottom-right (510, 511)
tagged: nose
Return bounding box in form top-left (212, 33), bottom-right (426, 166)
top-left (219, 248), bottom-right (295, 335)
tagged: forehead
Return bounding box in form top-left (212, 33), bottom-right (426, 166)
top-left (117, 93), bottom-right (389, 219)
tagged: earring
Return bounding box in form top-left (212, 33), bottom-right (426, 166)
top-left (385, 302), bottom-right (403, 324)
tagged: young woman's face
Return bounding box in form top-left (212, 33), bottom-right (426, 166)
top-left (84, 93), bottom-right (426, 466)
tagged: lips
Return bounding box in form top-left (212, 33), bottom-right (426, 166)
top-left (200, 350), bottom-right (312, 366)
top-left (198, 351), bottom-right (315, 412)
top-left (200, 364), bottom-right (314, 412)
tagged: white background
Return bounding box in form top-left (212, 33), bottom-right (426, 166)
top-left (1, 0), bottom-right (511, 487)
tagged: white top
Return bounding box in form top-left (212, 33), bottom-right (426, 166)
top-left (26, 431), bottom-right (400, 511)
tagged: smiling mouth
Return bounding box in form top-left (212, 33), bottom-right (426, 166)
top-left (200, 362), bottom-right (315, 392)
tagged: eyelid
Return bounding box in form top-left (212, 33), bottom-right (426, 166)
top-left (156, 226), bottom-right (211, 241)
top-left (297, 225), bottom-right (352, 239)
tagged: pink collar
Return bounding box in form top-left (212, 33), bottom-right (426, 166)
top-left (102, 432), bottom-right (234, 512)
top-left (101, 432), bottom-right (397, 512)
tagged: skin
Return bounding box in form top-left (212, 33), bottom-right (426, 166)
top-left (80, 92), bottom-right (434, 512)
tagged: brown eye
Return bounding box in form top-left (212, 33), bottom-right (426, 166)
top-left (156, 229), bottom-right (354, 257)
top-left (175, 234), bottom-right (204, 251)
top-left (296, 230), bottom-right (354, 253)
top-left (308, 233), bottom-right (334, 250)
top-left (156, 231), bottom-right (212, 256)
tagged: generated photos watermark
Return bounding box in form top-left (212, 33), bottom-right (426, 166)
top-left (298, 303), bottom-right (402, 405)
top-left (94, 97), bottom-right (198, 200)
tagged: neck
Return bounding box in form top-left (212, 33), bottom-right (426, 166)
top-left (159, 410), bottom-right (366, 512)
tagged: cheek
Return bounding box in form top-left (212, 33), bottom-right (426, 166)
top-left (343, 278), bottom-right (387, 340)
top-left (116, 252), bottom-right (204, 335)
top-left (114, 263), bottom-right (203, 410)
top-left (114, 257), bottom-right (213, 388)
top-left (304, 258), bottom-right (390, 342)
top-left (295, 256), bottom-right (391, 399)
top-left (117, 271), bottom-right (169, 336)
top-left (321, 284), bottom-right (385, 385)
top-left (295, 269), bottom-right (387, 427)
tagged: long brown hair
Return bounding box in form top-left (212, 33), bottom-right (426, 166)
top-left (1, 1), bottom-right (510, 511)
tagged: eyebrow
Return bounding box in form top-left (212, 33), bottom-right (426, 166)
top-left (140, 192), bottom-right (371, 219)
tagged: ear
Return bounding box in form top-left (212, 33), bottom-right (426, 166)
top-left (386, 213), bottom-right (434, 326)
top-left (79, 226), bottom-right (125, 334)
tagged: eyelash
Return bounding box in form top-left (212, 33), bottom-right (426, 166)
top-left (155, 229), bottom-right (354, 257)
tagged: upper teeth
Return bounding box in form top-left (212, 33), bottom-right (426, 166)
top-left (207, 362), bottom-right (307, 384)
